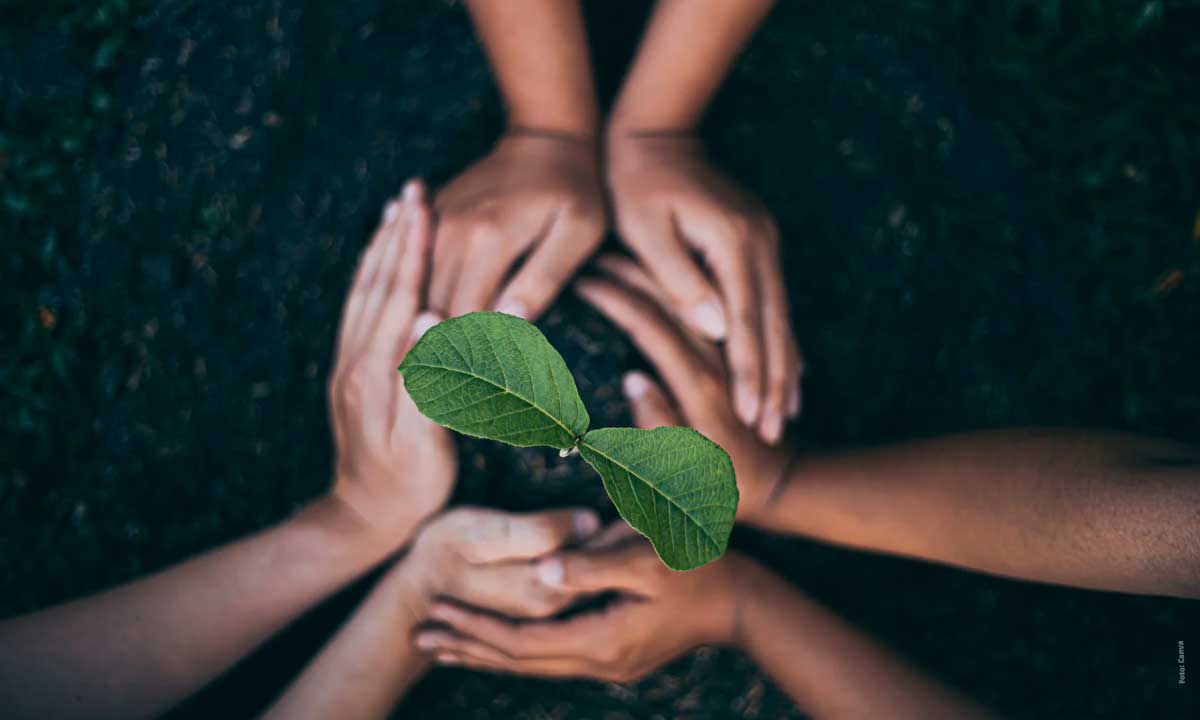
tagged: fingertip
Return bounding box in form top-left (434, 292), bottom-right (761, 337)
top-left (536, 557), bottom-right (565, 587)
top-left (411, 312), bottom-right (442, 343)
top-left (402, 178), bottom-right (425, 204)
top-left (759, 410), bottom-right (783, 445)
top-left (786, 383), bottom-right (802, 419)
top-left (573, 510), bottom-right (600, 539)
top-left (689, 299), bottom-right (727, 340)
top-left (622, 371), bottom-right (653, 400)
top-left (383, 200), bottom-right (402, 225)
top-left (734, 384), bottom-right (761, 426)
top-left (494, 300), bottom-right (529, 321)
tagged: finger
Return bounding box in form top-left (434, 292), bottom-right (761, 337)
top-left (535, 541), bottom-right (657, 595)
top-left (433, 650), bottom-right (584, 679)
top-left (594, 253), bottom-right (723, 369)
top-left (493, 209), bottom-right (604, 321)
top-left (622, 371), bottom-right (681, 429)
top-left (753, 239), bottom-right (793, 442)
top-left (447, 562), bottom-right (573, 619)
top-left (428, 215), bottom-right (468, 315)
top-left (427, 601), bottom-right (610, 658)
top-left (444, 507), bottom-right (601, 564)
top-left (786, 341), bottom-right (804, 418)
top-left (677, 215), bottom-right (764, 427)
top-left (447, 221), bottom-right (523, 318)
top-left (583, 520), bottom-right (639, 550)
top-left (574, 277), bottom-right (721, 421)
top-left (374, 183), bottom-right (433, 358)
top-left (351, 193), bottom-right (414, 344)
top-left (618, 209), bottom-right (726, 340)
top-left (337, 197), bottom-right (406, 354)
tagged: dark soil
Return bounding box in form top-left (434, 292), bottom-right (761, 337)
top-left (3, 1), bottom-right (1199, 718)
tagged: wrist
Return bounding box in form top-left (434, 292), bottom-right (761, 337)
top-left (727, 554), bottom-right (779, 651)
top-left (301, 492), bottom-right (417, 567)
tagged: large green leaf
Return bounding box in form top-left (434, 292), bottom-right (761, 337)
top-left (398, 312), bottom-right (589, 449)
top-left (579, 427), bottom-right (738, 571)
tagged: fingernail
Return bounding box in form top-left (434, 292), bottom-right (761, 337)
top-left (383, 200), bottom-right (402, 224)
top-left (786, 385), bottom-right (801, 418)
top-left (437, 653), bottom-right (459, 665)
top-left (735, 385), bottom-right (761, 425)
top-left (402, 179), bottom-right (423, 203)
top-left (573, 510), bottom-right (600, 538)
top-left (622, 371), bottom-right (651, 400)
top-left (429, 604), bottom-right (456, 622)
top-left (415, 633), bottom-right (441, 650)
top-left (411, 312), bottom-right (441, 342)
top-left (760, 411), bottom-right (783, 445)
top-left (537, 557), bottom-right (565, 587)
top-left (494, 301), bottom-right (528, 320)
top-left (690, 300), bottom-right (727, 340)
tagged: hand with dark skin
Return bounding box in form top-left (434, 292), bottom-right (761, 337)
top-left (430, 0), bottom-right (605, 321)
top-left (0, 183), bottom-right (453, 720)
top-left (417, 524), bottom-right (998, 720)
top-left (264, 506), bottom-right (600, 719)
top-left (577, 257), bottom-right (1200, 599)
top-left (606, 0), bottom-right (802, 443)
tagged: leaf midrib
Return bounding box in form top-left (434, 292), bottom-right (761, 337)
top-left (402, 361), bottom-right (579, 443)
top-left (580, 438), bottom-right (725, 552)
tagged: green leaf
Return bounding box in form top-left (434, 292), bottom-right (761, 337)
top-left (399, 312), bottom-right (589, 449)
top-left (579, 427), bottom-right (738, 571)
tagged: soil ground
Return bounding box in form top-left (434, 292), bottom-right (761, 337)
top-left (2, 1), bottom-right (1199, 717)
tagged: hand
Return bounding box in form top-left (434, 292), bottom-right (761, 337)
top-left (606, 133), bottom-right (802, 443)
top-left (398, 506), bottom-right (602, 622)
top-left (416, 523), bottom-right (745, 683)
top-left (428, 131), bottom-right (606, 320)
top-left (575, 258), bottom-right (792, 525)
top-left (327, 180), bottom-right (454, 546)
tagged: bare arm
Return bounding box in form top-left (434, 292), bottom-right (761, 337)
top-left (464, 0), bottom-right (597, 136)
top-left (0, 183), bottom-right (456, 719)
top-left (0, 500), bottom-right (393, 720)
top-left (735, 559), bottom-right (999, 720)
top-left (575, 265), bottom-right (1200, 599)
top-left (766, 429), bottom-right (1200, 598)
top-left (609, 0), bottom-right (775, 133)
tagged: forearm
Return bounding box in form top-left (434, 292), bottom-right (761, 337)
top-left (464, 0), bottom-right (597, 136)
top-left (762, 428), bottom-right (1200, 597)
top-left (263, 561), bottom-right (432, 720)
top-left (0, 497), bottom-right (398, 720)
top-left (734, 559), bottom-right (998, 720)
top-left (609, 0), bottom-right (775, 133)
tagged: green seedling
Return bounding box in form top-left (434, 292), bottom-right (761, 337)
top-left (398, 312), bottom-right (738, 571)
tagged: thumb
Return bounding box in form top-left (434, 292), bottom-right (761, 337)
top-left (536, 539), bottom-right (657, 594)
top-left (622, 371), bottom-right (681, 429)
top-left (450, 507), bottom-right (601, 564)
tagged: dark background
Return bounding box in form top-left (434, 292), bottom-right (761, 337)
top-left (2, 0), bottom-right (1199, 717)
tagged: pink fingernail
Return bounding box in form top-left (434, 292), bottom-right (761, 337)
top-left (574, 511), bottom-right (600, 538)
top-left (537, 557), bottom-right (565, 587)
top-left (622, 372), bottom-right (651, 400)
top-left (383, 201), bottom-right (402, 224)
top-left (761, 411), bottom-right (783, 445)
top-left (494, 301), bottom-right (529, 320)
top-left (786, 385), bottom-right (802, 418)
top-left (411, 312), bottom-right (441, 342)
top-left (415, 633), bottom-right (441, 650)
top-left (437, 654), bottom-right (459, 665)
top-left (402, 179), bottom-right (423, 203)
top-left (690, 300), bottom-right (727, 340)
top-left (735, 385), bottom-right (761, 425)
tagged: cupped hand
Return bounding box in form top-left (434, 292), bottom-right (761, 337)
top-left (327, 180), bottom-right (455, 545)
top-left (428, 131), bottom-right (606, 321)
top-left (416, 523), bottom-right (746, 683)
top-left (574, 257), bottom-right (792, 525)
top-left (400, 506), bottom-right (601, 621)
top-left (606, 133), bottom-right (802, 443)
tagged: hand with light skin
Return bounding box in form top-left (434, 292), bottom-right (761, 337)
top-left (575, 254), bottom-right (793, 525)
top-left (429, 0), bottom-right (606, 321)
top-left (416, 525), bottom-right (998, 720)
top-left (0, 182), bottom-right (454, 720)
top-left (605, 0), bottom-right (802, 444)
top-left (264, 506), bottom-right (601, 719)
